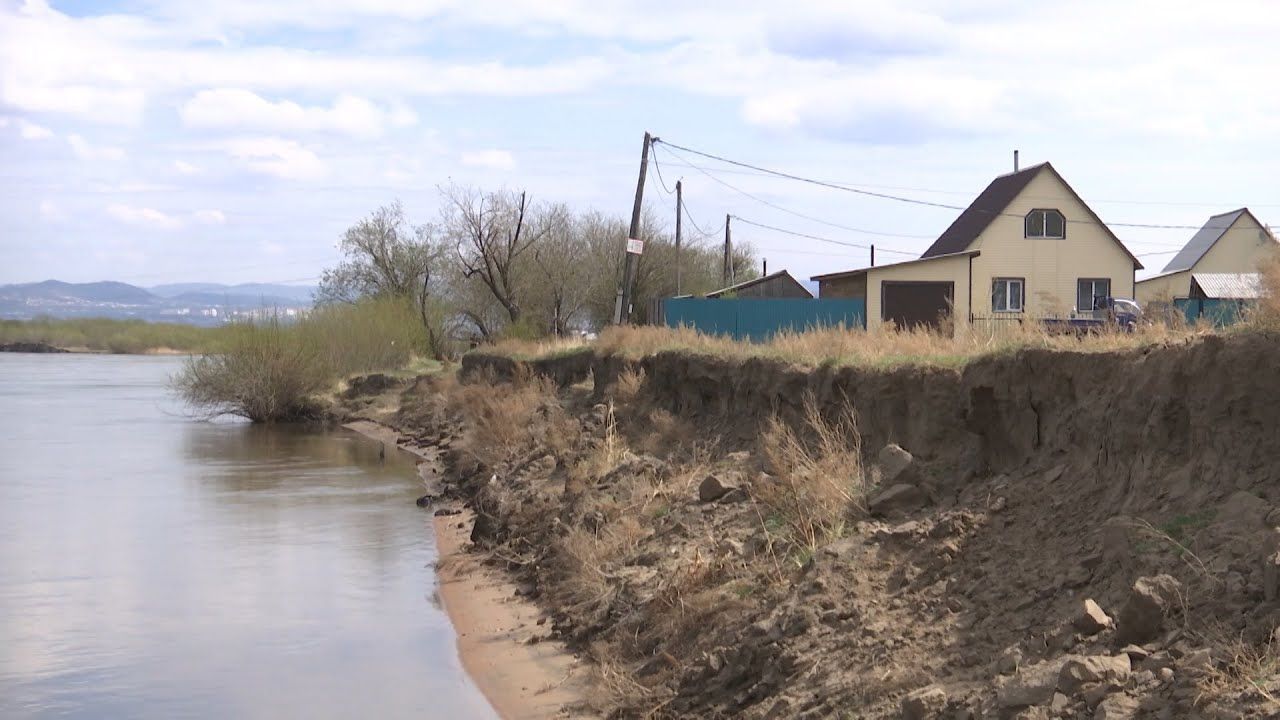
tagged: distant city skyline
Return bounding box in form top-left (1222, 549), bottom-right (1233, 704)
top-left (3, 0), bottom-right (1280, 286)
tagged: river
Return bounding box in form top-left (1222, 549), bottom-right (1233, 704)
top-left (0, 353), bottom-right (494, 719)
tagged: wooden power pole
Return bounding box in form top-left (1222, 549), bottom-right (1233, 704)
top-left (722, 214), bottom-right (733, 286)
top-left (674, 180), bottom-right (683, 296)
top-left (617, 131), bottom-right (651, 324)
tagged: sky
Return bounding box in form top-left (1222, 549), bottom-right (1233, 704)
top-left (3, 0), bottom-right (1280, 287)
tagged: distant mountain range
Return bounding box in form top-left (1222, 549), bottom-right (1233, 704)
top-left (0, 280), bottom-right (316, 324)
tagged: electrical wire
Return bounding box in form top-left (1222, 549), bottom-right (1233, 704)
top-left (652, 137), bottom-right (1274, 233)
top-left (731, 216), bottom-right (918, 256)
top-left (657, 144), bottom-right (933, 240)
top-left (649, 151), bottom-right (676, 195)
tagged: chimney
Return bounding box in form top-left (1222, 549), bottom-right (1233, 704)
top-left (762, 258), bottom-right (767, 276)
top-left (1014, 150), bottom-right (1020, 172)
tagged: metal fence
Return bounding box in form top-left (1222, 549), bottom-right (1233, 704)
top-left (1172, 298), bottom-right (1252, 327)
top-left (662, 297), bottom-right (866, 342)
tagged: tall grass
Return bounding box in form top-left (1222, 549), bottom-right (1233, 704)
top-left (173, 295), bottom-right (432, 422)
top-left (0, 317), bottom-right (223, 353)
top-left (483, 318), bottom-right (1208, 370)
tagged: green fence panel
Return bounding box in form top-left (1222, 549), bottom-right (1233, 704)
top-left (663, 298), bottom-right (866, 342)
top-left (1172, 298), bottom-right (1251, 327)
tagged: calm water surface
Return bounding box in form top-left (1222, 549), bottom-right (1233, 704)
top-left (0, 353), bottom-right (494, 719)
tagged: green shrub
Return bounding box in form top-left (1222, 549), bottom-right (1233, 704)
top-left (172, 317), bottom-right (329, 423)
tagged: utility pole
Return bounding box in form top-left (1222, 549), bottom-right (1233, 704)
top-left (722, 214), bottom-right (732, 286)
top-left (674, 180), bottom-right (683, 296)
top-left (616, 132), bottom-right (651, 323)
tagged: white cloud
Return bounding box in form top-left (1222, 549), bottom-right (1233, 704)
top-left (18, 119), bottom-right (54, 140)
top-left (173, 160), bottom-right (201, 175)
top-left (180, 88), bottom-right (416, 138)
top-left (192, 209), bottom-right (226, 225)
top-left (222, 137), bottom-right (327, 180)
top-left (67, 134), bottom-right (126, 161)
top-left (107, 204), bottom-right (184, 230)
top-left (38, 199), bottom-right (63, 221)
top-left (460, 149), bottom-right (515, 171)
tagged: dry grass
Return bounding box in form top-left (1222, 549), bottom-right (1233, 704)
top-left (555, 513), bottom-right (647, 610)
top-left (482, 318), bottom-right (1209, 371)
top-left (758, 396), bottom-right (866, 555)
top-left (1194, 629), bottom-right (1280, 711)
top-left (446, 367), bottom-right (563, 468)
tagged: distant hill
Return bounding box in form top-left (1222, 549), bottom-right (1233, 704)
top-left (149, 283), bottom-right (315, 303)
top-left (1, 280), bottom-right (157, 305)
top-left (0, 279), bottom-right (315, 324)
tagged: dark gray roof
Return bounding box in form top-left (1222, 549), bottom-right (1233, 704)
top-left (1160, 209), bottom-right (1253, 273)
top-left (920, 162), bottom-right (1142, 269)
top-left (921, 164), bottom-right (1044, 258)
top-left (706, 270), bottom-right (812, 298)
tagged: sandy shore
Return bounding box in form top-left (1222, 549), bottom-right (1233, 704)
top-left (344, 421), bottom-right (588, 720)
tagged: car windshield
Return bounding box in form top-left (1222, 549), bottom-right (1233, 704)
top-left (1113, 299), bottom-right (1141, 316)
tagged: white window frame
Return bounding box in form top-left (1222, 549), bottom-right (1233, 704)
top-left (1077, 278), bottom-right (1111, 312)
top-left (1025, 209), bottom-right (1066, 239)
top-left (992, 277), bottom-right (1025, 313)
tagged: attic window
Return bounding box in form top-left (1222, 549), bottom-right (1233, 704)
top-left (1025, 209), bottom-right (1065, 239)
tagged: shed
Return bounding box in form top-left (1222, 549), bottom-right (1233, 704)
top-left (1189, 273), bottom-right (1262, 300)
top-left (704, 270), bottom-right (813, 299)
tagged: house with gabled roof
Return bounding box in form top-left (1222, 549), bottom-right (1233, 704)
top-left (1135, 208), bottom-right (1276, 305)
top-left (812, 161), bottom-right (1143, 333)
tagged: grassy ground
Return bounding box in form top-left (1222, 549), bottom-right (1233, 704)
top-left (0, 317), bottom-right (225, 354)
top-left (479, 319), bottom-right (1216, 370)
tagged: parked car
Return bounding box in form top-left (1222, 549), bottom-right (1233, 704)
top-left (1042, 297), bottom-right (1143, 334)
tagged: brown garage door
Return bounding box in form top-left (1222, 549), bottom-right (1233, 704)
top-left (882, 281), bottom-right (954, 333)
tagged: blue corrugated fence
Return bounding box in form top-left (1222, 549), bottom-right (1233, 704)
top-left (1172, 298), bottom-right (1251, 327)
top-left (663, 298), bottom-right (866, 341)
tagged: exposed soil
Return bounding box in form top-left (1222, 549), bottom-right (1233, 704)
top-left (351, 331), bottom-right (1280, 719)
top-left (0, 342), bottom-right (70, 353)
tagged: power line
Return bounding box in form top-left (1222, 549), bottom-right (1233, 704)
top-left (653, 137), bottom-right (1273, 233)
top-left (731, 215), bottom-right (918, 256)
top-left (657, 144), bottom-right (933, 239)
top-left (649, 150), bottom-right (676, 195)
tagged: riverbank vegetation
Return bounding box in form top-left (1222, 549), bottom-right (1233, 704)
top-left (0, 317), bottom-right (222, 354)
top-left (173, 296), bottom-right (431, 422)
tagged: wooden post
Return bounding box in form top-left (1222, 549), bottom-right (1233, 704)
top-left (675, 180), bottom-right (683, 296)
top-left (618, 131), bottom-right (651, 324)
top-left (723, 214), bottom-right (732, 286)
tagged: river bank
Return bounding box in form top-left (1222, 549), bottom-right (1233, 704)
top-left (334, 331), bottom-right (1280, 719)
top-left (344, 420), bottom-right (589, 720)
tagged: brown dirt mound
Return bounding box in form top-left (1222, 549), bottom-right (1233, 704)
top-left (396, 331), bottom-right (1280, 719)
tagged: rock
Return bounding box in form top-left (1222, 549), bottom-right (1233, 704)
top-left (415, 494), bottom-right (436, 508)
top-left (1059, 655), bottom-right (1131, 695)
top-left (1119, 645), bottom-right (1149, 662)
top-left (1093, 694), bottom-right (1139, 719)
top-left (433, 507), bottom-right (461, 517)
top-left (996, 658), bottom-right (1067, 708)
top-left (1158, 667), bottom-right (1174, 682)
top-left (1075, 598), bottom-right (1113, 635)
top-left (997, 646), bottom-right (1024, 675)
top-left (878, 443), bottom-right (915, 482)
top-left (900, 686), bottom-right (947, 720)
top-left (1049, 692), bottom-right (1070, 713)
top-left (698, 473), bottom-right (737, 503)
top-left (868, 483), bottom-right (927, 518)
top-left (1181, 648), bottom-right (1213, 671)
top-left (1116, 575), bottom-right (1183, 644)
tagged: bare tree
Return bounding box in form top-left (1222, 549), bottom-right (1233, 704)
top-left (316, 201), bottom-right (438, 304)
top-left (441, 186), bottom-right (549, 326)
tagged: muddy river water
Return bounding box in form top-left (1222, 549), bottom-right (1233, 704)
top-left (0, 353), bottom-right (493, 719)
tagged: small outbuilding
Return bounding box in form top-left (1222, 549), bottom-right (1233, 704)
top-left (703, 270), bottom-right (813, 299)
top-left (1136, 208), bottom-right (1276, 304)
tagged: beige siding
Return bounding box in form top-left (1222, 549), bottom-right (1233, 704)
top-left (968, 170), bottom-right (1135, 318)
top-left (1190, 214), bottom-right (1276, 273)
top-left (1136, 270), bottom-right (1191, 304)
top-left (865, 254), bottom-right (972, 331)
top-left (1134, 214), bottom-right (1276, 303)
top-left (818, 275), bottom-right (867, 300)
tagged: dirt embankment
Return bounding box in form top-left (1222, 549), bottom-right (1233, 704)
top-left (399, 333), bottom-right (1280, 719)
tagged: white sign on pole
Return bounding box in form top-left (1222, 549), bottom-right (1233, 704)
top-left (626, 237), bottom-right (645, 255)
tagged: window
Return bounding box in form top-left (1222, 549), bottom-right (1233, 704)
top-left (1025, 209), bottom-right (1065, 239)
top-left (992, 277), bottom-right (1024, 312)
top-left (1077, 278), bottom-right (1111, 312)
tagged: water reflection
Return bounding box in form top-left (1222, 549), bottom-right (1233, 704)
top-left (0, 354), bottom-right (492, 719)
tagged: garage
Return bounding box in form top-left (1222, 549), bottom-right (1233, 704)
top-left (881, 281), bottom-right (954, 333)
